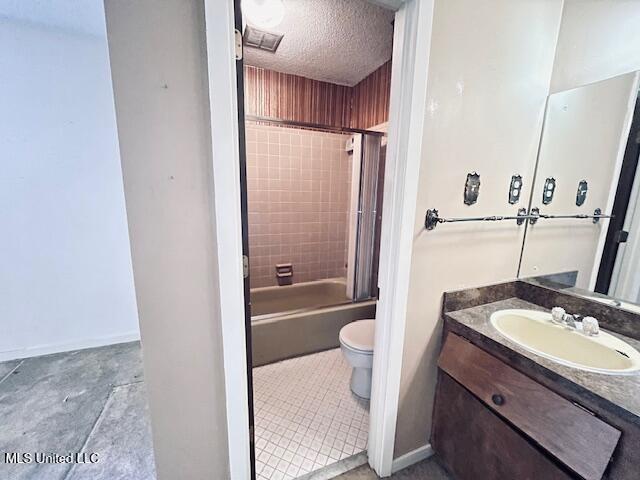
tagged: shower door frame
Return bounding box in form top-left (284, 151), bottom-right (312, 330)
top-left (205, 0), bottom-right (434, 478)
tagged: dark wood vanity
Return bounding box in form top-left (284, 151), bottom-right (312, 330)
top-left (432, 280), bottom-right (640, 480)
top-left (434, 334), bottom-right (619, 479)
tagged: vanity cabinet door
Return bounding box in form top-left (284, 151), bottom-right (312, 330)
top-left (434, 333), bottom-right (620, 480)
top-left (433, 372), bottom-right (573, 480)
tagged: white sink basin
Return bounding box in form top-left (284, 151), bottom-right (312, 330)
top-left (490, 309), bottom-right (640, 375)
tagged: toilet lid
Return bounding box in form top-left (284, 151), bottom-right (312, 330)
top-left (340, 319), bottom-right (375, 353)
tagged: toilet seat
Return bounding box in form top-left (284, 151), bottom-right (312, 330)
top-left (339, 319), bottom-right (375, 354)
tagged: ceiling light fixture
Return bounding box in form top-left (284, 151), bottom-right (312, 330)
top-left (242, 0), bottom-right (285, 29)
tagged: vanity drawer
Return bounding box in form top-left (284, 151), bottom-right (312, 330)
top-left (436, 333), bottom-right (621, 480)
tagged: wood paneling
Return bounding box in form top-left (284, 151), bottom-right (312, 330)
top-left (243, 62), bottom-right (391, 130)
top-left (244, 65), bottom-right (352, 128)
top-left (350, 61), bottom-right (392, 129)
top-left (433, 373), bottom-right (573, 480)
top-left (438, 333), bottom-right (620, 480)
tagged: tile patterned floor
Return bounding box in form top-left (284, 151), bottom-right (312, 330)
top-left (253, 349), bottom-right (369, 480)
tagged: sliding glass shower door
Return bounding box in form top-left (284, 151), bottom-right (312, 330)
top-left (348, 133), bottom-right (385, 301)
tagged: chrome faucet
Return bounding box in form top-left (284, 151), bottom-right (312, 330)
top-left (550, 307), bottom-right (599, 336)
top-left (564, 314), bottom-right (578, 329)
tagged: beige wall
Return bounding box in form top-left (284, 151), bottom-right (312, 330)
top-left (520, 73), bottom-right (638, 287)
top-left (393, 0), bottom-right (563, 457)
top-left (246, 123), bottom-right (351, 288)
top-left (550, 0), bottom-right (640, 93)
top-left (103, 0), bottom-right (230, 478)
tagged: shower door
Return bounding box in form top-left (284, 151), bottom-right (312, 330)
top-left (351, 133), bottom-right (384, 301)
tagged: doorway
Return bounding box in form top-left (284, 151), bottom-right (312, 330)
top-left (207, 0), bottom-right (433, 478)
top-left (236, 1), bottom-right (393, 478)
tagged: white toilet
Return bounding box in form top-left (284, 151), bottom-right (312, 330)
top-left (339, 319), bottom-right (375, 399)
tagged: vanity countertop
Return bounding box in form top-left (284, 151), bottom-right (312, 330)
top-left (445, 297), bottom-right (640, 423)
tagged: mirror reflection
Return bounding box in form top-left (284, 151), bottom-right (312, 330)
top-left (520, 75), bottom-right (640, 315)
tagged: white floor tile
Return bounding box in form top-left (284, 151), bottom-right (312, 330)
top-left (253, 349), bottom-right (369, 479)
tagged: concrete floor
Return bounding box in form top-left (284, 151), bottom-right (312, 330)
top-left (0, 342), bottom-right (155, 480)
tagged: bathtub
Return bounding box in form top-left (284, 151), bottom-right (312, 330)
top-left (250, 278), bottom-right (376, 366)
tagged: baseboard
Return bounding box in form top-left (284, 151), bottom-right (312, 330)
top-left (0, 331), bottom-right (141, 362)
top-left (391, 443), bottom-right (434, 474)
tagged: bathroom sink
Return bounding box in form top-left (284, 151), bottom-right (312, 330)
top-left (490, 309), bottom-right (640, 375)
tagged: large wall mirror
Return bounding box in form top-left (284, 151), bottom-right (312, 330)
top-left (519, 71), bottom-right (640, 313)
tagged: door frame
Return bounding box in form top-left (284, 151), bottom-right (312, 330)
top-left (204, 0), bottom-right (433, 477)
top-left (367, 0), bottom-right (434, 476)
top-left (589, 72), bottom-right (640, 291)
top-left (595, 95), bottom-right (640, 294)
top-left (204, 1), bottom-right (252, 479)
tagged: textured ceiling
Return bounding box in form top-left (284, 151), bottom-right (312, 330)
top-left (243, 0), bottom-right (394, 86)
top-left (0, 0), bottom-right (106, 36)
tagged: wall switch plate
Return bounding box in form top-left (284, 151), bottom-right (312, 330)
top-left (576, 180), bottom-right (588, 206)
top-left (542, 177), bottom-right (556, 205)
top-left (509, 175), bottom-right (523, 204)
top-left (464, 172), bottom-right (481, 205)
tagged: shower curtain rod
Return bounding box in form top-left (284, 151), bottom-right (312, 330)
top-left (245, 115), bottom-right (386, 137)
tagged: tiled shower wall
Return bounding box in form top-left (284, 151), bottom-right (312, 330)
top-left (246, 123), bottom-right (352, 288)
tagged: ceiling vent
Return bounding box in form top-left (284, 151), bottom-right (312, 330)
top-left (243, 25), bottom-right (284, 53)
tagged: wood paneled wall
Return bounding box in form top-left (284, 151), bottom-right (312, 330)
top-left (243, 60), bottom-right (392, 130)
top-left (244, 66), bottom-right (352, 128)
top-left (350, 61), bottom-right (392, 129)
